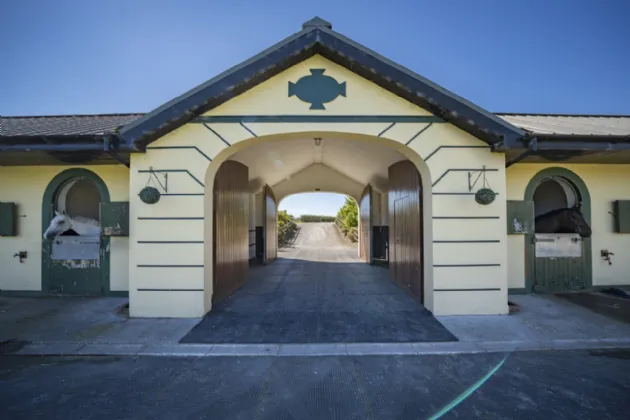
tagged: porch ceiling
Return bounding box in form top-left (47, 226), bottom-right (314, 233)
top-left (228, 136), bottom-right (406, 193)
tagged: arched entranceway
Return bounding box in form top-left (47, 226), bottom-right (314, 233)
top-left (524, 168), bottom-right (592, 293)
top-left (203, 132), bottom-right (433, 312)
top-left (41, 168), bottom-right (111, 295)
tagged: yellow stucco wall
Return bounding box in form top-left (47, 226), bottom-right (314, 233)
top-left (0, 165), bottom-right (130, 292)
top-left (129, 54), bottom-right (509, 317)
top-left (507, 163), bottom-right (630, 289)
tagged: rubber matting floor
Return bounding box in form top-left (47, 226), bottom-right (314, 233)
top-left (181, 259), bottom-right (457, 344)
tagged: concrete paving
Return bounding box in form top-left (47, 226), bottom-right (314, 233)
top-left (3, 223), bottom-right (630, 357)
top-left (2, 350), bottom-right (629, 419)
top-left (438, 294), bottom-right (630, 342)
top-left (0, 296), bottom-right (200, 345)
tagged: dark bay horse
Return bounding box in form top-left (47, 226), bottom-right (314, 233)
top-left (535, 205), bottom-right (592, 238)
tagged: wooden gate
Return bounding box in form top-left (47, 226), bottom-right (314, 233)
top-left (359, 185), bottom-right (372, 263)
top-left (41, 169), bottom-right (120, 296)
top-left (522, 168), bottom-right (593, 294)
top-left (213, 160), bottom-right (249, 303)
top-left (533, 233), bottom-right (587, 293)
top-left (388, 160), bottom-right (423, 301)
top-left (264, 185), bottom-right (278, 264)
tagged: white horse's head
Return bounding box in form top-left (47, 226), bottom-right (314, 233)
top-left (43, 211), bottom-right (72, 239)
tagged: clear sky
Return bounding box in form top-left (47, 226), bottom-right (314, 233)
top-left (279, 193), bottom-right (347, 217)
top-left (2, 0), bottom-right (629, 216)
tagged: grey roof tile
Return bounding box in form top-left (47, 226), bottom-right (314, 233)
top-left (0, 113), bottom-right (143, 137)
top-left (1, 112), bottom-right (629, 139)
top-left (496, 114), bottom-right (630, 136)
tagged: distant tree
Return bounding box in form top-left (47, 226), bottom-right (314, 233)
top-left (335, 197), bottom-right (358, 241)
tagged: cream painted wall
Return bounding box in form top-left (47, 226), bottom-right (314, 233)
top-left (129, 54), bottom-right (509, 317)
top-left (507, 163), bottom-right (630, 290)
top-left (0, 165), bottom-right (130, 292)
top-left (273, 163), bottom-right (364, 203)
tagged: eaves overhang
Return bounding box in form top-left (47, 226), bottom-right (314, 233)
top-left (118, 17), bottom-right (526, 150)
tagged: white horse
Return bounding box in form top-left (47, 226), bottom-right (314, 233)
top-left (43, 211), bottom-right (101, 239)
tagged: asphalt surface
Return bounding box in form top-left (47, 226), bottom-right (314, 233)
top-left (1, 349), bottom-right (629, 419)
top-left (182, 223), bottom-right (455, 343)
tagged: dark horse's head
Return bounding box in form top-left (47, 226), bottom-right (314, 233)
top-left (535, 204), bottom-right (592, 238)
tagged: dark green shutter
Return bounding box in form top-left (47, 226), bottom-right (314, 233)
top-left (0, 202), bottom-right (17, 236)
top-left (613, 200), bottom-right (630, 233)
top-left (506, 200), bottom-right (534, 234)
top-left (100, 201), bottom-right (130, 236)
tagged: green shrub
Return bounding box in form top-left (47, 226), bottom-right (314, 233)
top-left (278, 209), bottom-right (298, 243)
top-left (335, 197), bottom-right (359, 242)
top-left (336, 197), bottom-right (358, 229)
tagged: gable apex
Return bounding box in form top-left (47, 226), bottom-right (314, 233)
top-left (119, 19), bottom-right (525, 149)
top-left (302, 16), bottom-right (332, 30)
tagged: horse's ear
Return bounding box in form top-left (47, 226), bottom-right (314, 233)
top-left (54, 210), bottom-right (61, 217)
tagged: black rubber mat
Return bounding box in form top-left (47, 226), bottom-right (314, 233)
top-left (181, 260), bottom-right (457, 343)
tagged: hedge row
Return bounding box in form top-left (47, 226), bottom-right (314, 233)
top-left (298, 215), bottom-right (336, 223)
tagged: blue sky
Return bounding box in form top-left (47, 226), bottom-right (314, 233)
top-left (2, 0), bottom-right (629, 216)
top-left (279, 193), bottom-right (347, 217)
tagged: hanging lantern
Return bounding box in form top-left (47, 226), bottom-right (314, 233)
top-left (475, 187), bottom-right (496, 205)
top-left (139, 186), bottom-right (161, 204)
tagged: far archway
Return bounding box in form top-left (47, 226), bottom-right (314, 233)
top-left (278, 191), bottom-right (361, 255)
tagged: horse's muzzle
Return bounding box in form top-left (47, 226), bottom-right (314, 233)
top-left (43, 230), bottom-right (58, 240)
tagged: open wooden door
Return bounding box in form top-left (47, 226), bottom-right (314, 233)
top-left (388, 160), bottom-right (423, 302)
top-left (359, 185), bottom-right (372, 263)
top-left (213, 161), bottom-right (249, 303)
top-left (263, 185), bottom-right (278, 264)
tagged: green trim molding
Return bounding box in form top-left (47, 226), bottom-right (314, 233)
top-left (523, 167), bottom-right (592, 293)
top-left (0, 290), bottom-right (49, 297)
top-left (0, 290), bottom-right (129, 298)
top-left (41, 168), bottom-right (112, 296)
top-left (193, 115), bottom-right (444, 124)
top-left (508, 288), bottom-right (528, 295)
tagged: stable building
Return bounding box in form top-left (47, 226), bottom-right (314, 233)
top-left (1, 17), bottom-right (629, 318)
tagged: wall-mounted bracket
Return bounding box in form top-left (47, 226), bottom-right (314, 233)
top-left (468, 166), bottom-right (488, 192)
top-left (147, 167), bottom-right (168, 193)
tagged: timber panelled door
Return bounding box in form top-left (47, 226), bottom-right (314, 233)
top-left (525, 172), bottom-right (592, 293)
top-left (388, 160), bottom-right (423, 302)
top-left (263, 185), bottom-right (278, 264)
top-left (359, 185), bottom-right (372, 263)
top-left (213, 161), bottom-right (249, 303)
top-left (42, 168), bottom-right (128, 296)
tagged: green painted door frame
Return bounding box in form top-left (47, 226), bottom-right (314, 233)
top-left (41, 168), bottom-right (111, 295)
top-left (523, 167), bottom-right (592, 293)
